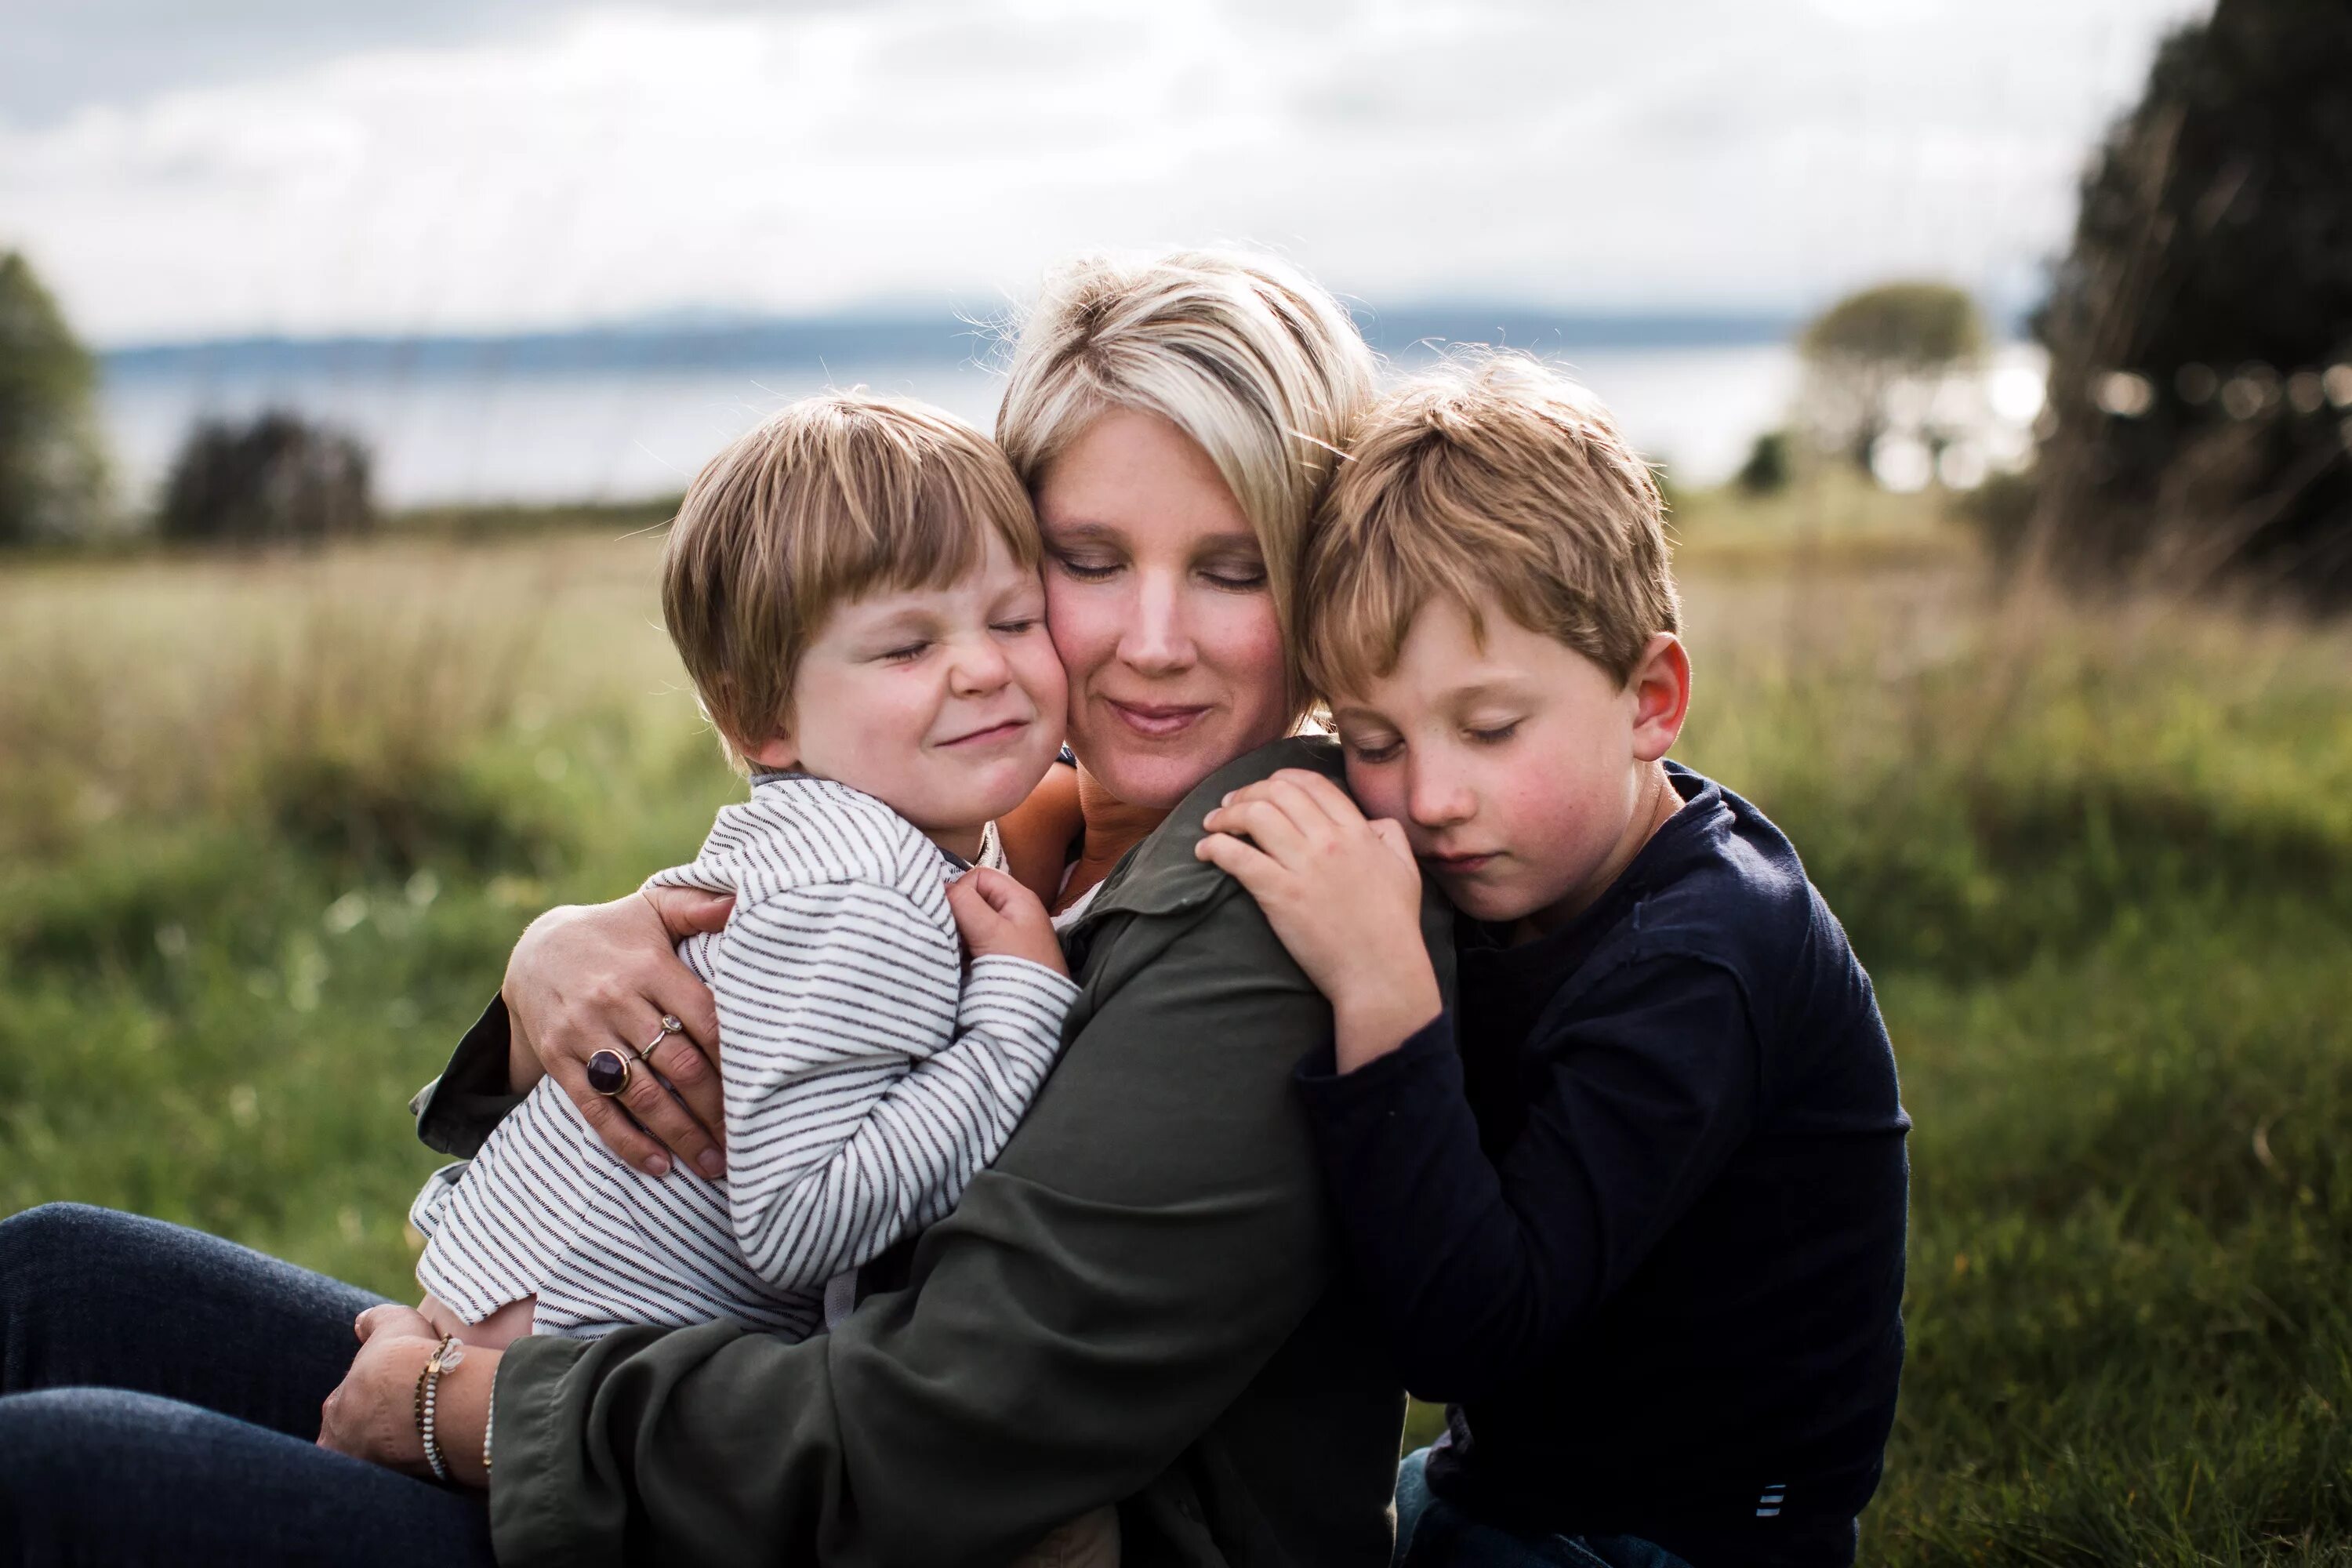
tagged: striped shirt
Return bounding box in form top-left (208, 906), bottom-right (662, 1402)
top-left (412, 773), bottom-right (1079, 1341)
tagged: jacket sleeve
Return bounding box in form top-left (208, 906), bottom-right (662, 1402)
top-left (1294, 953), bottom-right (1758, 1403)
top-left (487, 886), bottom-right (1341, 1568)
top-left (713, 882), bottom-right (1079, 1288)
top-left (411, 994), bottom-right (528, 1160)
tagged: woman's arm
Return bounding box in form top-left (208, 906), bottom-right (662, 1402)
top-left (416, 884), bottom-right (732, 1177)
top-left (482, 879), bottom-right (1372, 1568)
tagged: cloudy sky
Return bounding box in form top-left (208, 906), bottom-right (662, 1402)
top-left (5, 0), bottom-right (2209, 346)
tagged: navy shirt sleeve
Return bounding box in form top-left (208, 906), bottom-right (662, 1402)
top-left (1295, 953), bottom-right (1758, 1404)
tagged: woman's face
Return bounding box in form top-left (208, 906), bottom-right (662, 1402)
top-left (1034, 407), bottom-right (1293, 812)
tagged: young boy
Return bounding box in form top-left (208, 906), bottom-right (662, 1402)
top-left (410, 392), bottom-right (1079, 1363)
top-left (1197, 356), bottom-right (1908, 1568)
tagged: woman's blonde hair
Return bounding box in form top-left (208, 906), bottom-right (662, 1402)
top-left (995, 249), bottom-right (1378, 706)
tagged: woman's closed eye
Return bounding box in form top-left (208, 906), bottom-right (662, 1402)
top-left (1051, 551), bottom-right (1123, 583)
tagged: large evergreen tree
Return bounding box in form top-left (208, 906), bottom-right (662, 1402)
top-left (2031, 0), bottom-right (2352, 601)
top-left (0, 251), bottom-right (109, 546)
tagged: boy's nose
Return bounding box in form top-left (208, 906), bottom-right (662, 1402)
top-left (947, 634), bottom-right (1012, 695)
top-left (1406, 763), bottom-right (1475, 829)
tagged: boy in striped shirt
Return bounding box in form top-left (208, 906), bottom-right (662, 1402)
top-left (409, 392), bottom-right (1078, 1352)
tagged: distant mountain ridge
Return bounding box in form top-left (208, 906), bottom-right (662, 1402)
top-left (101, 306), bottom-right (1802, 379)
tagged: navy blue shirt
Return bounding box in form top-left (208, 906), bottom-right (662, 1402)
top-left (1297, 764), bottom-right (1908, 1567)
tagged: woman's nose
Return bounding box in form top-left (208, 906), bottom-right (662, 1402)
top-left (1115, 570), bottom-right (1196, 675)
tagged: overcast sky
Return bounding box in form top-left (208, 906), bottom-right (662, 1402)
top-left (3, 0), bottom-right (2209, 346)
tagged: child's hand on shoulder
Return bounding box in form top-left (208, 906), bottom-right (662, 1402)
top-left (1196, 769), bottom-right (1440, 1069)
top-left (949, 866), bottom-right (1069, 977)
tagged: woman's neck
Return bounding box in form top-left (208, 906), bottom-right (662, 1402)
top-left (1061, 764), bottom-right (1171, 913)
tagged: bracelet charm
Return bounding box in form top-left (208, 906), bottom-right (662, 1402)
top-left (415, 1334), bottom-right (466, 1483)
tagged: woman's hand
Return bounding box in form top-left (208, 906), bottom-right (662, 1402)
top-left (1196, 768), bottom-right (1442, 1071)
top-left (503, 885), bottom-right (732, 1178)
top-left (318, 1305), bottom-right (498, 1489)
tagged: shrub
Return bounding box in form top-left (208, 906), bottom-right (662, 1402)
top-left (160, 410), bottom-right (375, 546)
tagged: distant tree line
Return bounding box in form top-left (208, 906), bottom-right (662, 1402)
top-left (0, 249), bottom-right (374, 550)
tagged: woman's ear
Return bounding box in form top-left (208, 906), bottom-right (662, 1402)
top-left (1628, 632), bottom-right (1691, 764)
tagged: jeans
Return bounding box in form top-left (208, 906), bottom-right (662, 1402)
top-left (1394, 1447), bottom-right (1693, 1568)
top-left (0, 1203), bottom-right (495, 1567)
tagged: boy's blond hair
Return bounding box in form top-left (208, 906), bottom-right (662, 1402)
top-left (996, 249), bottom-right (1378, 710)
top-left (1302, 352), bottom-right (1679, 697)
top-left (662, 391), bottom-right (1040, 771)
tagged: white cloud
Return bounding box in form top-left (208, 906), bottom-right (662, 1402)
top-left (0, 0), bottom-right (2212, 343)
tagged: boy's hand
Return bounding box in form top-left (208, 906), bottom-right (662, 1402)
top-left (949, 866), bottom-right (1069, 977)
top-left (1195, 768), bottom-right (1441, 1070)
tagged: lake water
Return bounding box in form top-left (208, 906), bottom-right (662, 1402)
top-left (96, 342), bottom-right (2046, 510)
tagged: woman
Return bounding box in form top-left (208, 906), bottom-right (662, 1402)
top-left (0, 250), bottom-right (1452, 1566)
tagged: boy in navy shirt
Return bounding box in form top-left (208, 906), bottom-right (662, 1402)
top-left (1197, 354), bottom-right (1908, 1568)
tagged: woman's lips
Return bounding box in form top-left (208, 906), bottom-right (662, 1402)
top-left (1104, 699), bottom-right (1212, 739)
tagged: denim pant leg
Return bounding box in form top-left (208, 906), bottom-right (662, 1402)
top-left (0, 1201), bottom-right (386, 1432)
top-left (0, 1203), bottom-right (494, 1567)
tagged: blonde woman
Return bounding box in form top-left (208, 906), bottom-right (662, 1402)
top-left (0, 251), bottom-right (1450, 1566)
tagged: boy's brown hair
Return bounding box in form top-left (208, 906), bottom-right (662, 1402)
top-left (1301, 352), bottom-right (1679, 697)
top-left (662, 391), bottom-right (1041, 771)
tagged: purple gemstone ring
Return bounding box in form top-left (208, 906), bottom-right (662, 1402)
top-left (585, 1048), bottom-right (633, 1098)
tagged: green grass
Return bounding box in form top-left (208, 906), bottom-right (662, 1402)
top-left (7, 507), bottom-right (2352, 1563)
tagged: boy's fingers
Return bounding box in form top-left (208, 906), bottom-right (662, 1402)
top-left (1253, 775), bottom-right (1342, 840)
top-left (1279, 769), bottom-right (1369, 826)
top-left (1204, 797), bottom-right (1311, 862)
top-left (1368, 818), bottom-right (1421, 873)
top-left (1195, 831), bottom-right (1283, 893)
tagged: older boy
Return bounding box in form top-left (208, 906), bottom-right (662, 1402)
top-left (1198, 356), bottom-right (1908, 1568)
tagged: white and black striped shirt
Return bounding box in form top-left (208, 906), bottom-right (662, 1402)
top-left (412, 774), bottom-right (1078, 1340)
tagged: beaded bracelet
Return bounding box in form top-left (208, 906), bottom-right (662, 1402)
top-left (483, 1373), bottom-right (496, 1479)
top-left (415, 1334), bottom-right (465, 1483)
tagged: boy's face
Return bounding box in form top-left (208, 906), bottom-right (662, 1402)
top-left (1328, 593), bottom-right (1689, 937)
top-left (749, 532), bottom-right (1069, 848)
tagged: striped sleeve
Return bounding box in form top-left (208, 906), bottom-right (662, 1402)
top-left (714, 881), bottom-right (1080, 1290)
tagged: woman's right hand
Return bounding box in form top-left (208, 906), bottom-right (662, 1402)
top-left (502, 885), bottom-right (733, 1178)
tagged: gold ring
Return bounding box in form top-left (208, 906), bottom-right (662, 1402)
top-left (637, 1015), bottom-right (684, 1062)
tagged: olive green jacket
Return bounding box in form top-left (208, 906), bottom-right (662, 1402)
top-left (412, 736), bottom-right (1456, 1568)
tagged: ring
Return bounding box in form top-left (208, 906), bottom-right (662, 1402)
top-left (585, 1048), bottom-right (633, 1098)
top-left (636, 1015), bottom-right (684, 1062)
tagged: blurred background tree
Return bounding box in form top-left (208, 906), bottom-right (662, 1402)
top-left (160, 411), bottom-right (376, 546)
top-left (2030, 0), bottom-right (2352, 602)
top-left (1797, 281), bottom-right (1987, 481)
top-left (0, 250), bottom-right (110, 546)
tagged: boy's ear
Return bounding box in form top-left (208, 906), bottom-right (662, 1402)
top-left (743, 731), bottom-right (798, 771)
top-left (1628, 632), bottom-right (1691, 764)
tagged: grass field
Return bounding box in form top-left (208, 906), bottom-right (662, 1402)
top-left (5, 493), bottom-right (2351, 1563)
